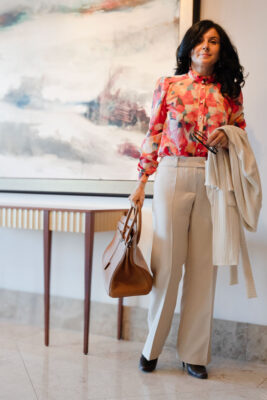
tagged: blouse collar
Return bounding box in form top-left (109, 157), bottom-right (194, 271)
top-left (188, 68), bottom-right (215, 84)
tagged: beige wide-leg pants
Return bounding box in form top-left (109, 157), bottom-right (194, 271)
top-left (142, 156), bottom-right (218, 365)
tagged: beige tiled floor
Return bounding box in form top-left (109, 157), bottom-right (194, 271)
top-left (0, 321), bottom-right (267, 400)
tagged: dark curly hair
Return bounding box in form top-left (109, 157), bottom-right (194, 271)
top-left (175, 20), bottom-right (245, 99)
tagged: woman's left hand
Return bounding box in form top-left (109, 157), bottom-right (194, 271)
top-left (206, 129), bottom-right (229, 149)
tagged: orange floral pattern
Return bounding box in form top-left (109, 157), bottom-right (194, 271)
top-left (138, 69), bottom-right (246, 182)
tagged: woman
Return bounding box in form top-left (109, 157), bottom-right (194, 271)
top-left (129, 20), bottom-right (246, 379)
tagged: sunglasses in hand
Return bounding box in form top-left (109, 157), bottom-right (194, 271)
top-left (192, 130), bottom-right (218, 155)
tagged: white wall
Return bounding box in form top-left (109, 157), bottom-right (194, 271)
top-left (1, 0), bottom-right (267, 326)
top-left (200, 0), bottom-right (267, 324)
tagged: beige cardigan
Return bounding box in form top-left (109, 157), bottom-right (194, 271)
top-left (205, 125), bottom-right (262, 298)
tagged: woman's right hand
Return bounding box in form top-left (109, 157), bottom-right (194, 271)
top-left (129, 181), bottom-right (146, 208)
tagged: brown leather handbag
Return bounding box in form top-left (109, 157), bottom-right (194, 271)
top-left (102, 205), bottom-right (153, 298)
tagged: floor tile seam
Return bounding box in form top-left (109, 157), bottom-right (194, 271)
top-left (135, 372), bottom-right (267, 389)
top-left (143, 383), bottom-right (266, 394)
top-left (0, 321), bottom-right (43, 340)
top-left (100, 387), bottom-right (267, 400)
top-left (2, 326), bottom-right (264, 365)
top-left (0, 318), bottom-right (42, 328)
top-left (97, 386), bottom-right (264, 399)
top-left (257, 376), bottom-right (267, 388)
top-left (14, 346), bottom-right (143, 356)
top-left (16, 332), bottom-right (45, 345)
top-left (16, 344), bottom-right (39, 400)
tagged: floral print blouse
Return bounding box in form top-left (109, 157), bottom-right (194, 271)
top-left (138, 68), bottom-right (246, 182)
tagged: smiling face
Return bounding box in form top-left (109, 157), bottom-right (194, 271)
top-left (190, 27), bottom-right (221, 75)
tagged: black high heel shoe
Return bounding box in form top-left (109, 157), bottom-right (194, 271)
top-left (139, 354), bottom-right (158, 372)
top-left (182, 362), bottom-right (208, 379)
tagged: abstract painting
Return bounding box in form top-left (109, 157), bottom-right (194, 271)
top-left (0, 0), bottom-right (180, 193)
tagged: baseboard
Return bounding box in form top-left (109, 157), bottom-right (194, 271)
top-left (0, 288), bottom-right (266, 362)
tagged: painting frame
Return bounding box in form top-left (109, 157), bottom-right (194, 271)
top-left (0, 0), bottom-right (201, 197)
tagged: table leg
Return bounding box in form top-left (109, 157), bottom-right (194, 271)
top-left (117, 298), bottom-right (124, 340)
top-left (84, 211), bottom-right (95, 355)
top-left (43, 210), bottom-right (52, 346)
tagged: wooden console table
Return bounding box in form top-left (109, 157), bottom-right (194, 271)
top-left (0, 200), bottom-right (128, 354)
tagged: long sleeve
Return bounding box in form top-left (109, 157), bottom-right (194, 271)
top-left (137, 77), bottom-right (168, 183)
top-left (228, 90), bottom-right (246, 130)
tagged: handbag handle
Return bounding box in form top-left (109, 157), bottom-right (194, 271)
top-left (136, 204), bottom-right (142, 244)
top-left (122, 204), bottom-right (142, 245)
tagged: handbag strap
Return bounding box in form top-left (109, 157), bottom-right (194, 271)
top-left (122, 207), bottom-right (135, 238)
top-left (136, 204), bottom-right (142, 244)
top-left (122, 204), bottom-right (142, 245)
